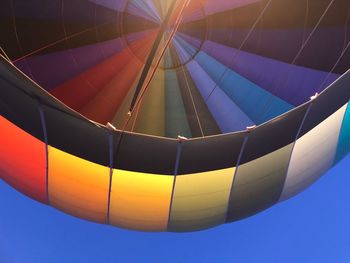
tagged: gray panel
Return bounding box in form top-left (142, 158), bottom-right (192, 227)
top-left (227, 144), bottom-right (293, 222)
top-left (169, 214), bottom-right (226, 233)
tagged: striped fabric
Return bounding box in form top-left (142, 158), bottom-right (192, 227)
top-left (0, 0), bottom-right (349, 232)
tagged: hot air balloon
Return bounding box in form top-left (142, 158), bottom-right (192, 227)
top-left (0, 0), bottom-right (349, 232)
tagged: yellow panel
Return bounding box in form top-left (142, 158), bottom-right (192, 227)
top-left (133, 69), bottom-right (165, 137)
top-left (169, 168), bottom-right (235, 232)
top-left (109, 169), bottom-right (173, 231)
top-left (48, 147), bottom-right (110, 223)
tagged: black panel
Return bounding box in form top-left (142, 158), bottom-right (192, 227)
top-left (43, 105), bottom-right (110, 167)
top-left (177, 132), bottom-right (246, 174)
top-left (115, 132), bottom-right (178, 175)
top-left (2, 0), bottom-right (65, 59)
top-left (0, 68), bottom-right (43, 141)
top-left (240, 104), bottom-right (308, 164)
top-left (0, 0), bottom-right (21, 59)
top-left (0, 0), bottom-right (156, 60)
top-left (299, 70), bottom-right (350, 137)
top-left (0, 55), bottom-right (84, 118)
top-left (0, 54), bottom-right (111, 165)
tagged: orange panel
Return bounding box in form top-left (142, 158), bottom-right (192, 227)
top-left (0, 115), bottom-right (47, 203)
top-left (109, 170), bottom-right (174, 231)
top-left (48, 147), bottom-right (110, 223)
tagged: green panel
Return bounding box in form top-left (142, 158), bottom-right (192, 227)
top-left (163, 48), bottom-right (173, 69)
top-left (168, 168), bottom-right (235, 232)
top-left (227, 144), bottom-right (293, 222)
top-left (165, 68), bottom-right (192, 138)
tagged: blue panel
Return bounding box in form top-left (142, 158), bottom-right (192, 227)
top-left (334, 102), bottom-right (350, 165)
top-left (194, 51), bottom-right (294, 124)
top-left (172, 38), bottom-right (192, 64)
top-left (174, 35), bottom-right (198, 58)
top-left (173, 37), bottom-right (254, 132)
top-left (186, 60), bottom-right (254, 132)
top-left (175, 35), bottom-right (293, 124)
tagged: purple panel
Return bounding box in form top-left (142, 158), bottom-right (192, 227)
top-left (208, 27), bottom-right (349, 74)
top-left (90, 0), bottom-right (160, 22)
top-left (10, 0), bottom-right (62, 20)
top-left (201, 40), bottom-right (339, 105)
top-left (88, 0), bottom-right (126, 11)
top-left (183, 0), bottom-right (260, 23)
top-left (208, 28), bottom-right (305, 62)
top-left (177, 32), bottom-right (202, 50)
top-left (14, 38), bottom-right (126, 90)
top-left (126, 1), bottom-right (160, 23)
top-left (172, 38), bottom-right (192, 64)
top-left (8, 0), bottom-right (120, 22)
top-left (203, 0), bottom-right (261, 15)
top-left (125, 29), bottom-right (154, 43)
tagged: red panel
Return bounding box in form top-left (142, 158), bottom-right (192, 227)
top-left (50, 49), bottom-right (133, 111)
top-left (50, 31), bottom-right (158, 113)
top-left (79, 32), bottom-right (158, 124)
top-left (0, 116), bottom-right (47, 203)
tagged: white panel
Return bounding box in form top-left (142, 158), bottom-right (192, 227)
top-left (279, 104), bottom-right (347, 201)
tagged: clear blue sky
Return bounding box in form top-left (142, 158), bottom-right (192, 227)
top-left (1, 155), bottom-right (350, 263)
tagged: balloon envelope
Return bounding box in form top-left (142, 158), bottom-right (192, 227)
top-left (0, 0), bottom-right (350, 232)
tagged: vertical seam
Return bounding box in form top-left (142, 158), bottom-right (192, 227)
top-left (167, 141), bottom-right (183, 231)
top-left (106, 132), bottom-right (114, 224)
top-left (278, 102), bottom-right (313, 202)
top-left (38, 104), bottom-right (49, 205)
top-left (106, 131), bottom-right (124, 225)
top-left (224, 133), bottom-right (250, 222)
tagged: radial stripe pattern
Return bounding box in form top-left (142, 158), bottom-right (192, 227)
top-left (0, 0), bottom-right (349, 232)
